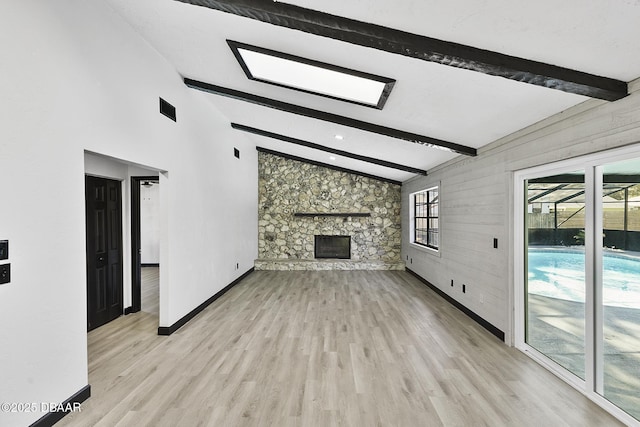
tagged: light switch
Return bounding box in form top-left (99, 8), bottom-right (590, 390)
top-left (0, 264), bottom-right (10, 284)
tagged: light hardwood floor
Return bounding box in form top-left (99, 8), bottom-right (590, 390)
top-left (141, 266), bottom-right (159, 316)
top-left (58, 271), bottom-right (624, 426)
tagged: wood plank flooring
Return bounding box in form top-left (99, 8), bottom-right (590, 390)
top-left (57, 271), bottom-right (624, 426)
top-left (141, 266), bottom-right (159, 316)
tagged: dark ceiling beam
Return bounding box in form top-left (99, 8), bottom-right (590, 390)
top-left (256, 147), bottom-right (402, 186)
top-left (232, 123), bottom-right (427, 175)
top-left (175, 0), bottom-right (628, 101)
top-left (185, 78), bottom-right (477, 156)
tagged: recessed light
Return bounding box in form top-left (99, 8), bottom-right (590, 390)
top-left (329, 156), bottom-right (337, 161)
top-left (334, 134), bottom-right (344, 140)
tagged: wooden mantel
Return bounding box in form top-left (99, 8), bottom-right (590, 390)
top-left (293, 212), bottom-right (371, 218)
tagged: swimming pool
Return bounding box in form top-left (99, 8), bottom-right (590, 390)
top-left (528, 248), bottom-right (640, 308)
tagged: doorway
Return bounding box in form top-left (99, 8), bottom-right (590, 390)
top-left (131, 176), bottom-right (160, 316)
top-left (85, 175), bottom-right (124, 331)
top-left (515, 147), bottom-right (640, 425)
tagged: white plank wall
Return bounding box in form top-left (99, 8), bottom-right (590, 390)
top-left (402, 78), bottom-right (640, 343)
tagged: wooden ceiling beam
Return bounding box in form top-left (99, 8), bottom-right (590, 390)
top-left (185, 78), bottom-right (477, 156)
top-left (175, 0), bottom-right (628, 101)
top-left (232, 123), bottom-right (428, 175)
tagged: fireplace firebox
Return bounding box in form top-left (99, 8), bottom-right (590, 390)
top-left (314, 235), bottom-right (351, 259)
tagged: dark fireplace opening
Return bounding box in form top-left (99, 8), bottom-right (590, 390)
top-left (314, 235), bottom-right (351, 259)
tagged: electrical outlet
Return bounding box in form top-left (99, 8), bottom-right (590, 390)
top-left (462, 284), bottom-right (466, 293)
top-left (493, 238), bottom-right (498, 249)
top-left (0, 264), bottom-right (10, 284)
top-left (0, 240), bottom-right (7, 260)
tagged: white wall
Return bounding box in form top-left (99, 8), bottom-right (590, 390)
top-left (402, 78), bottom-right (640, 345)
top-left (140, 183), bottom-right (160, 265)
top-left (0, 1), bottom-right (258, 425)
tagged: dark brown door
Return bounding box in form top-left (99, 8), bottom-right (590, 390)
top-left (85, 176), bottom-right (123, 331)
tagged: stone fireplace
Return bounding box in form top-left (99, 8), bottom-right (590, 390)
top-left (255, 151), bottom-right (404, 270)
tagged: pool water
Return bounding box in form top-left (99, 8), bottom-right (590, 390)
top-left (528, 249), bottom-right (640, 308)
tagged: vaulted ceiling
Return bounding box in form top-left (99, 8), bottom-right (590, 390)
top-left (104, 0), bottom-right (640, 183)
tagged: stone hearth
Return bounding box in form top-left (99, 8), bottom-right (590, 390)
top-left (254, 259), bottom-right (405, 271)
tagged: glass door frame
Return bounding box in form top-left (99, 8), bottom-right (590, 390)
top-left (513, 143), bottom-right (640, 426)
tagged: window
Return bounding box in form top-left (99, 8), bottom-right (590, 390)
top-left (413, 187), bottom-right (439, 250)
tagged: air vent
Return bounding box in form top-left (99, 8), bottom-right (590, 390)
top-left (159, 97), bottom-right (176, 122)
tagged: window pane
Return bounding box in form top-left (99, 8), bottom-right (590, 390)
top-left (413, 187), bottom-right (439, 249)
top-left (428, 231), bottom-right (439, 247)
top-left (600, 162), bottom-right (640, 421)
top-left (556, 202), bottom-right (586, 229)
top-left (627, 184), bottom-right (640, 232)
top-left (603, 187), bottom-right (625, 231)
top-left (526, 172), bottom-right (586, 380)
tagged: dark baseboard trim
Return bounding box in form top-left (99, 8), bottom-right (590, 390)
top-left (405, 268), bottom-right (505, 342)
top-left (30, 385), bottom-right (91, 427)
top-left (141, 263), bottom-right (160, 267)
top-left (124, 306), bottom-right (135, 315)
top-left (158, 268), bottom-right (255, 336)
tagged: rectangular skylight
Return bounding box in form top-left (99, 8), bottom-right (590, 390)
top-left (228, 40), bottom-right (395, 109)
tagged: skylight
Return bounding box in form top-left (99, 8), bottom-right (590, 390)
top-left (228, 40), bottom-right (395, 109)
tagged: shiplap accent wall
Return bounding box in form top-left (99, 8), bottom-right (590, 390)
top-left (402, 78), bottom-right (640, 344)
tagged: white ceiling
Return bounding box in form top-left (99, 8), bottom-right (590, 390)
top-left (104, 0), bottom-right (640, 183)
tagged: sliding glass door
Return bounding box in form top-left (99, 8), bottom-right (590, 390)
top-left (599, 160), bottom-right (640, 420)
top-left (525, 171), bottom-right (586, 379)
top-left (516, 148), bottom-right (640, 425)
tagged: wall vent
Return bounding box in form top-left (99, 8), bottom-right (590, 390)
top-left (159, 97), bottom-right (176, 122)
